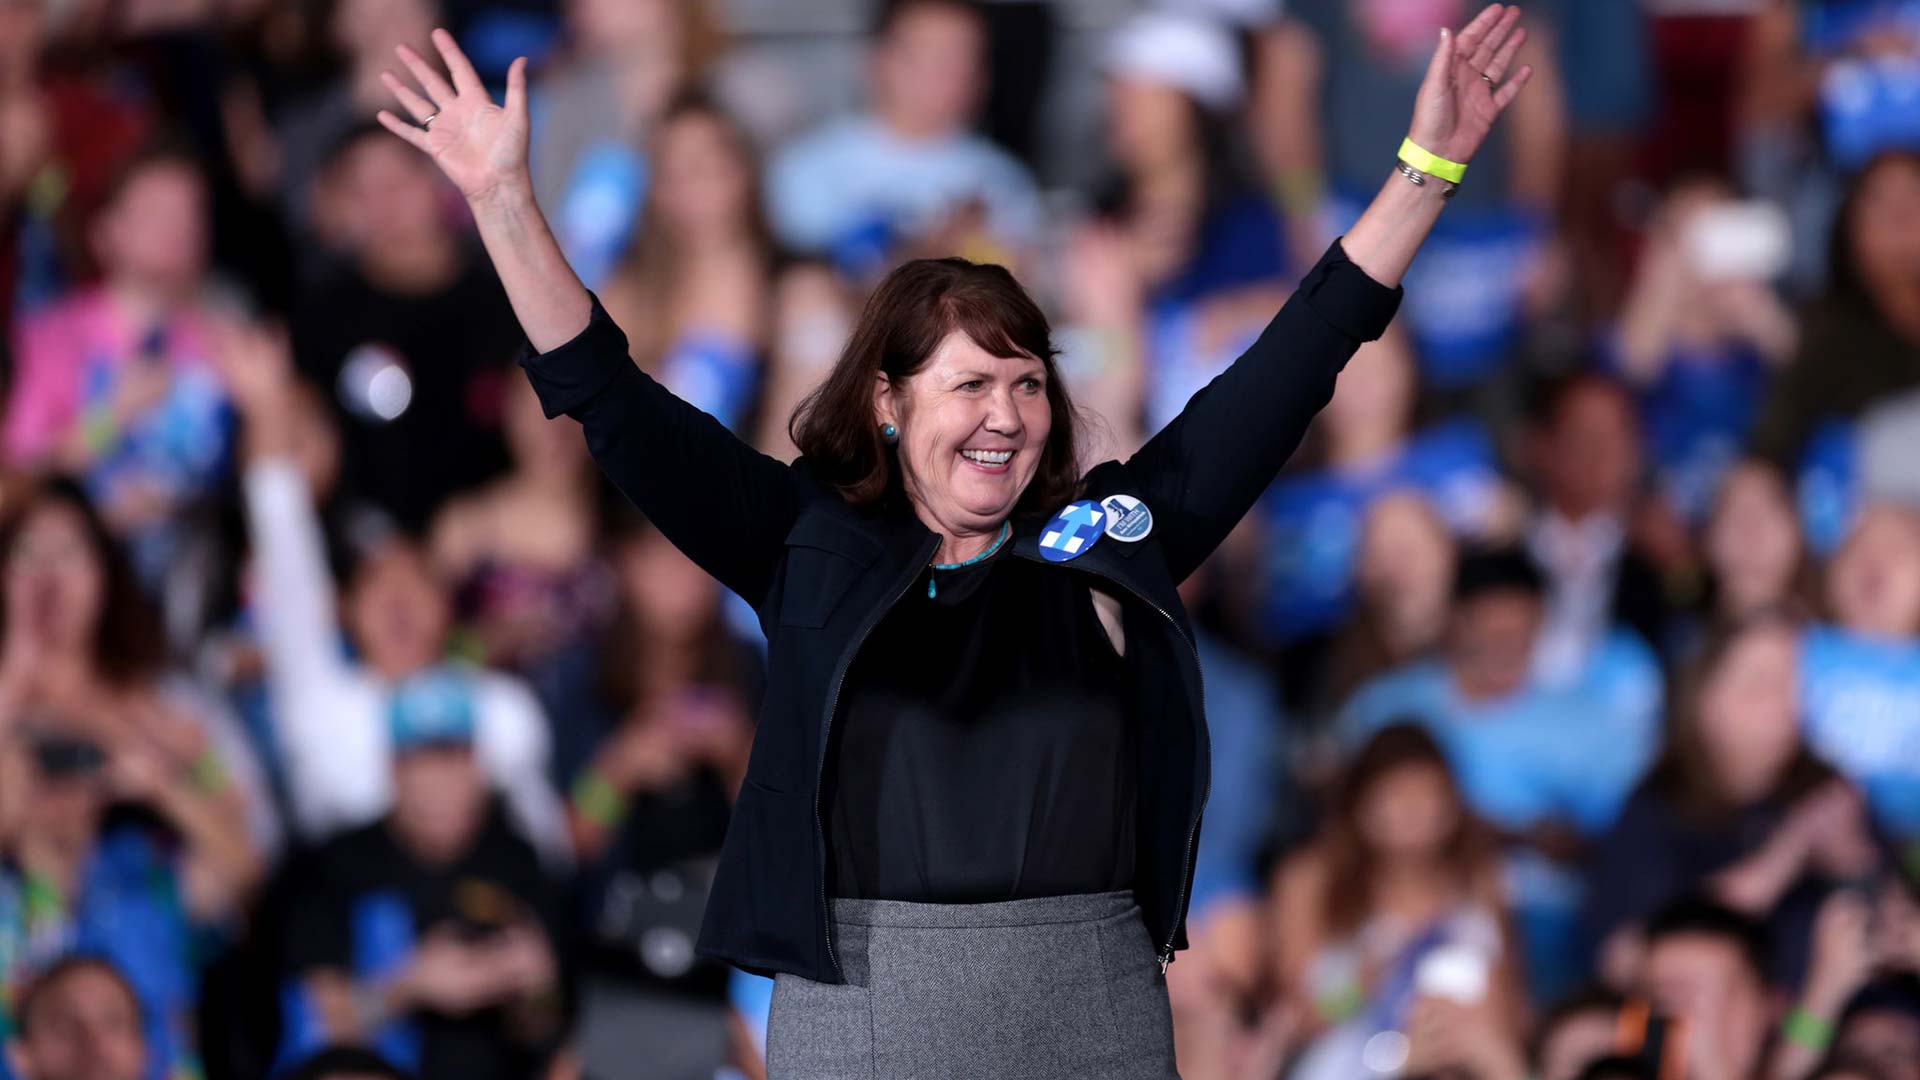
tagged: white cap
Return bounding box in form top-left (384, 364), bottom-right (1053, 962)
top-left (1104, 11), bottom-right (1245, 111)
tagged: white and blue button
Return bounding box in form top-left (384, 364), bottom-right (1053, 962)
top-left (1039, 500), bottom-right (1107, 562)
top-left (1099, 494), bottom-right (1153, 542)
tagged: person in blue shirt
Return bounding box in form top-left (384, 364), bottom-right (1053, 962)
top-left (1338, 546), bottom-right (1659, 1001)
top-left (1801, 502), bottom-right (1920, 839)
top-left (1606, 177), bottom-right (1798, 525)
top-left (1257, 328), bottom-right (1508, 647)
top-left (764, 0), bottom-right (1043, 277)
top-left (1339, 547), bottom-right (1656, 838)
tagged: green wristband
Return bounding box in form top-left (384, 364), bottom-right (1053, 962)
top-left (1399, 137), bottom-right (1468, 184)
top-left (571, 769), bottom-right (627, 829)
top-left (1782, 1006), bottom-right (1835, 1053)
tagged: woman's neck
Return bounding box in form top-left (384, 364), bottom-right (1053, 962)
top-left (934, 523), bottom-right (1006, 565)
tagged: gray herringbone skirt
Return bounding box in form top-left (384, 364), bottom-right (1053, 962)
top-left (766, 890), bottom-right (1178, 1079)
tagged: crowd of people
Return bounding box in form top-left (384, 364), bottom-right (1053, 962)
top-left (0, 0), bottom-right (1919, 1078)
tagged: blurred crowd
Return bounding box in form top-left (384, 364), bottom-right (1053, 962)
top-left (1, 0), bottom-right (1919, 1079)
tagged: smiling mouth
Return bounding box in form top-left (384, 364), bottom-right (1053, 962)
top-left (960, 449), bottom-right (1014, 470)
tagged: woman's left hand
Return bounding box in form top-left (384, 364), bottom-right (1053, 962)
top-left (1407, 4), bottom-right (1534, 166)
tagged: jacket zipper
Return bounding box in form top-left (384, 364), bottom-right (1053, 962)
top-left (812, 535), bottom-right (939, 981)
top-left (1011, 550), bottom-right (1211, 974)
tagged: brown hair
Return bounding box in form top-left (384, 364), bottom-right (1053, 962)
top-left (0, 478), bottom-right (167, 687)
top-left (609, 92), bottom-right (775, 371)
top-left (789, 258), bottom-right (1083, 512)
top-left (1644, 609), bottom-right (1834, 822)
top-left (1320, 723), bottom-right (1498, 938)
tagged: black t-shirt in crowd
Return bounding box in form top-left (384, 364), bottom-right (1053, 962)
top-left (823, 552), bottom-right (1138, 904)
top-left (283, 801), bottom-right (560, 1080)
top-left (291, 253), bottom-right (521, 530)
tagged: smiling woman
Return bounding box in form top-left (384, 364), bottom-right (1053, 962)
top-left (376, 6), bottom-right (1536, 1075)
top-left (788, 257), bottom-right (1080, 559)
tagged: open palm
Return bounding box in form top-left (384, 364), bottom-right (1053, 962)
top-left (1408, 4), bottom-right (1534, 166)
top-left (377, 29), bottom-right (530, 204)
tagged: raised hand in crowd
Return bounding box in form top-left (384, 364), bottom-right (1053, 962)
top-left (1404, 992), bottom-right (1530, 1080)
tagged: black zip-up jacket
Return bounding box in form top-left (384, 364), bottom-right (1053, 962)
top-left (519, 240), bottom-right (1401, 983)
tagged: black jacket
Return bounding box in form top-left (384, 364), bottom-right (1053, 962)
top-left (520, 240), bottom-right (1401, 983)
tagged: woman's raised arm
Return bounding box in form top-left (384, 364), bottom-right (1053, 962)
top-left (377, 31), bottom-right (804, 607)
top-left (1127, 4), bottom-right (1533, 584)
top-left (376, 30), bottom-right (590, 352)
top-left (1341, 3), bottom-right (1534, 286)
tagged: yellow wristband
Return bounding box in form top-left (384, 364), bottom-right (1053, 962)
top-left (1399, 138), bottom-right (1467, 184)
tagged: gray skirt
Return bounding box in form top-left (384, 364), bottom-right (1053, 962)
top-left (766, 890), bottom-right (1178, 1079)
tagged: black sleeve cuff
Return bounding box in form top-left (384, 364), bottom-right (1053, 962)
top-left (1299, 238), bottom-right (1404, 343)
top-left (517, 293), bottom-right (633, 419)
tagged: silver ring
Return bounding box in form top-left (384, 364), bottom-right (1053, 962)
top-left (1480, 72), bottom-right (1495, 85)
top-left (422, 112), bottom-right (439, 129)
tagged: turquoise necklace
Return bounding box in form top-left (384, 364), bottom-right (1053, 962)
top-left (928, 521), bottom-right (1012, 598)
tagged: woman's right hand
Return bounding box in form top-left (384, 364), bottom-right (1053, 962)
top-left (377, 29), bottom-right (530, 207)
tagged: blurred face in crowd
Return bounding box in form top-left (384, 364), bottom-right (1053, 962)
top-left (322, 136), bottom-right (447, 260)
top-left (651, 108), bottom-right (754, 244)
top-left (1696, 619), bottom-right (1802, 805)
top-left (1848, 155), bottom-right (1920, 298)
top-left (871, 1), bottom-right (985, 140)
top-left (1446, 586), bottom-right (1541, 701)
top-left (1828, 505), bottom-right (1920, 639)
top-left (619, 528), bottom-right (717, 645)
top-left (1356, 492), bottom-right (1456, 645)
top-left (6, 963), bottom-right (147, 1080)
top-left (91, 160), bottom-right (208, 298)
top-left (1535, 380), bottom-right (1640, 521)
top-left (332, 0), bottom-right (433, 67)
top-left (1356, 759), bottom-right (1458, 862)
top-left (17, 747), bottom-right (109, 860)
top-left (1323, 332), bottom-right (1417, 456)
top-left (390, 745), bottom-right (487, 865)
top-left (1641, 933), bottom-right (1770, 1080)
top-left (1705, 462), bottom-right (1801, 620)
top-left (1105, 77), bottom-right (1198, 175)
top-left (5, 501), bottom-right (106, 661)
top-left (877, 332), bottom-right (1052, 542)
top-left (569, 0), bottom-right (678, 55)
top-left (344, 541), bottom-right (450, 680)
top-left (1534, 1003), bottom-right (1622, 1080)
top-left (503, 377), bottom-right (586, 481)
top-left (1838, 1007), bottom-right (1920, 1080)
top-left (0, 0), bottom-right (45, 82)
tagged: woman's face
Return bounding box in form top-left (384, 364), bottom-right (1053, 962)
top-left (1696, 621), bottom-right (1802, 804)
top-left (569, 0), bottom-right (678, 54)
top-left (504, 376), bottom-right (586, 478)
top-left (93, 162), bottom-right (208, 294)
top-left (5, 503), bottom-right (106, 659)
top-left (652, 111), bottom-right (752, 242)
top-left (1323, 332), bottom-right (1416, 452)
top-left (1105, 78), bottom-right (1196, 174)
top-left (1357, 492), bottom-right (1455, 632)
top-left (877, 331), bottom-right (1053, 539)
top-left (1848, 156), bottom-right (1920, 298)
top-left (1357, 760), bottom-right (1459, 860)
top-left (1706, 463), bottom-right (1801, 618)
top-left (619, 529), bottom-right (717, 642)
top-left (1829, 506), bottom-right (1920, 639)
top-left (344, 541), bottom-right (450, 678)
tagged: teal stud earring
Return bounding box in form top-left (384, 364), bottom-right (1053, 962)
top-left (881, 423), bottom-right (899, 445)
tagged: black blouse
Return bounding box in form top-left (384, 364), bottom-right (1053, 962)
top-left (823, 552), bottom-right (1138, 903)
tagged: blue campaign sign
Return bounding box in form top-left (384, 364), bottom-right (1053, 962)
top-left (1040, 500), bottom-right (1107, 562)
